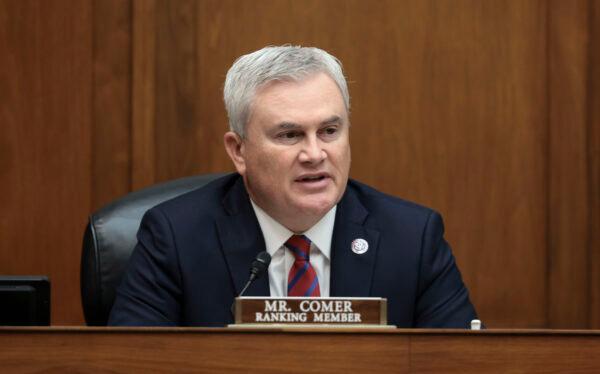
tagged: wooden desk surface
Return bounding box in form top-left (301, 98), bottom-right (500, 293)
top-left (1, 327), bottom-right (599, 373)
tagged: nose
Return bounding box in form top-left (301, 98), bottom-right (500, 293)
top-left (298, 134), bottom-right (326, 164)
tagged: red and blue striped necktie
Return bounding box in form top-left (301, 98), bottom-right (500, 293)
top-left (286, 235), bottom-right (321, 297)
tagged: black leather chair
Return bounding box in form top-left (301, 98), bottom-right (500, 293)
top-left (80, 173), bottom-right (225, 326)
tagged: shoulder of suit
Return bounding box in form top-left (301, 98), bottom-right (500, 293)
top-left (346, 178), bottom-right (437, 222)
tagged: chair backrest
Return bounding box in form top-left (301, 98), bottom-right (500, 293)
top-left (80, 173), bottom-right (225, 325)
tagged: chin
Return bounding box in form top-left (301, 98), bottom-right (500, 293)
top-left (295, 198), bottom-right (336, 217)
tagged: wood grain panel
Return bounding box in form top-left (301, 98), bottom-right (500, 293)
top-left (547, 0), bottom-right (590, 329)
top-left (0, 0), bottom-right (93, 324)
top-left (154, 0), bottom-right (204, 182)
top-left (588, 0), bottom-right (600, 330)
top-left (410, 334), bottom-right (600, 373)
top-left (1, 328), bottom-right (599, 373)
top-left (0, 328), bottom-right (410, 373)
top-left (92, 0), bottom-right (132, 210)
top-left (131, 0), bottom-right (157, 190)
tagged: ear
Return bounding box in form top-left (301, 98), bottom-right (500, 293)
top-left (223, 131), bottom-right (246, 175)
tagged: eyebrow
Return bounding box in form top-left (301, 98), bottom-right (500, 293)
top-left (274, 115), bottom-right (342, 130)
top-left (275, 122), bottom-right (301, 130)
top-left (321, 115), bottom-right (342, 126)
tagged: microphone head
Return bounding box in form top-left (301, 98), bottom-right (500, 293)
top-left (250, 251), bottom-right (271, 279)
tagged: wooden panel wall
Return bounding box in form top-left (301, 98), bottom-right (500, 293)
top-left (1, 0), bottom-right (598, 328)
top-left (92, 0), bottom-right (132, 209)
top-left (588, 0), bottom-right (600, 329)
top-left (0, 0), bottom-right (93, 324)
top-left (547, 0), bottom-right (590, 328)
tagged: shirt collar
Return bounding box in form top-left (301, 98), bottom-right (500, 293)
top-left (250, 200), bottom-right (336, 260)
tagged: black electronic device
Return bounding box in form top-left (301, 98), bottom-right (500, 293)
top-left (238, 251), bottom-right (271, 297)
top-left (0, 275), bottom-right (50, 326)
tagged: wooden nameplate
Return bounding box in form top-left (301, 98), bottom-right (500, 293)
top-left (233, 297), bottom-right (387, 326)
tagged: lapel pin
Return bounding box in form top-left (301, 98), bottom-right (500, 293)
top-left (351, 238), bottom-right (369, 255)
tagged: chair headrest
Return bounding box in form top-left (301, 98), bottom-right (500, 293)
top-left (80, 173), bottom-right (225, 325)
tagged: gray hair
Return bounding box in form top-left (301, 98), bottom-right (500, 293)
top-left (223, 45), bottom-right (350, 137)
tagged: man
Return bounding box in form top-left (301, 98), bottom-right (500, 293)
top-left (109, 46), bottom-right (477, 327)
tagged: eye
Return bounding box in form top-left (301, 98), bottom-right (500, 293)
top-left (276, 130), bottom-right (303, 143)
top-left (319, 126), bottom-right (339, 140)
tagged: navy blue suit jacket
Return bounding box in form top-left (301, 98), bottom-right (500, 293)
top-left (109, 173), bottom-right (477, 327)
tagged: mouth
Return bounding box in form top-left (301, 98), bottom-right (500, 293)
top-left (296, 173), bottom-right (330, 183)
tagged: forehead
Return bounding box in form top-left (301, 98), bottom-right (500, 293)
top-left (248, 73), bottom-right (348, 127)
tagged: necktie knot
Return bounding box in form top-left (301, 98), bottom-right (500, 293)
top-left (285, 234), bottom-right (311, 262)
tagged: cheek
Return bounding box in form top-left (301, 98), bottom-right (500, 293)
top-left (265, 147), bottom-right (294, 167)
top-left (346, 147), bottom-right (351, 168)
top-left (332, 143), bottom-right (351, 170)
top-left (248, 149), bottom-right (294, 181)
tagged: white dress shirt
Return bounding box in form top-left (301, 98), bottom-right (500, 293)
top-left (250, 200), bottom-right (336, 297)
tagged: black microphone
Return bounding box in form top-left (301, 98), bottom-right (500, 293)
top-left (238, 251), bottom-right (271, 297)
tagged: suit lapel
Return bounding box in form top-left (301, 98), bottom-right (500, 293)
top-left (330, 185), bottom-right (380, 297)
top-left (216, 177), bottom-right (270, 297)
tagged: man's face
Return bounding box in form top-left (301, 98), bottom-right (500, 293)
top-left (224, 72), bottom-right (351, 232)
